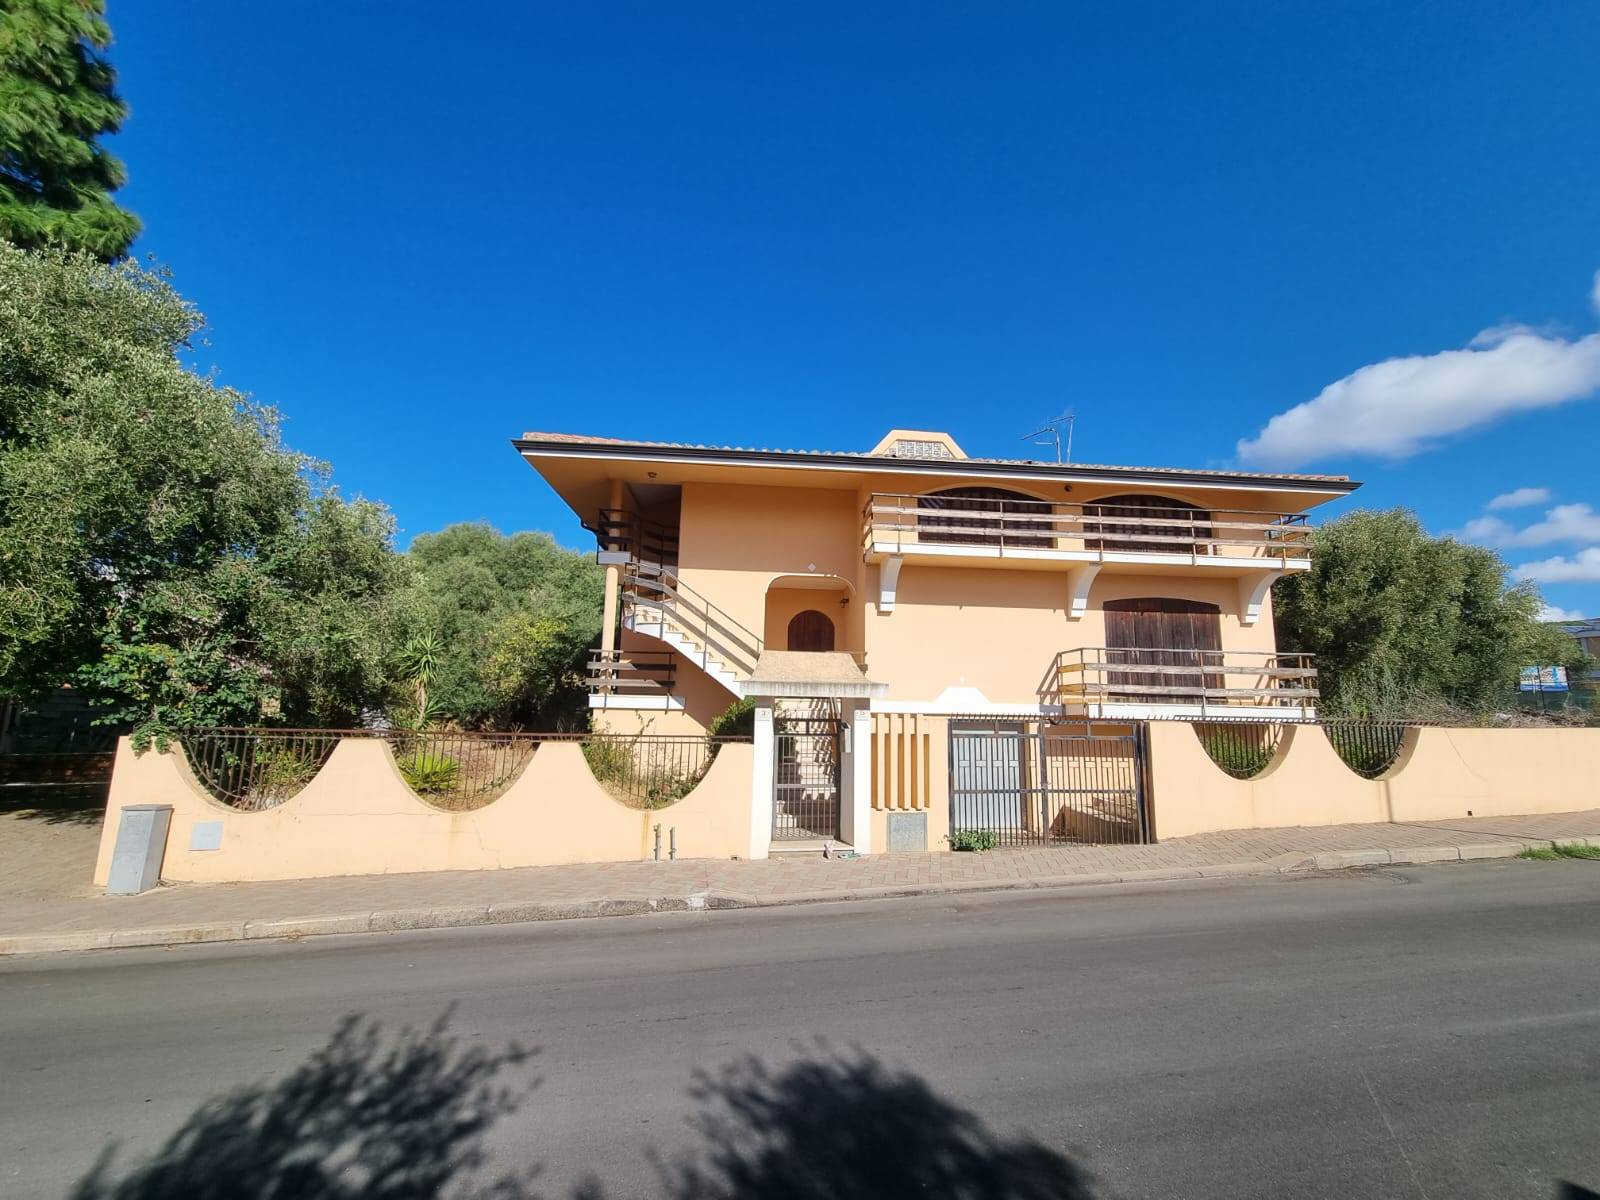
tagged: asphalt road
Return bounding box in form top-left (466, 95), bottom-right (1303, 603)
top-left (2, 860), bottom-right (1598, 1199)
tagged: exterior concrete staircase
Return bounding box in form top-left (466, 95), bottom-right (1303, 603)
top-left (621, 561), bottom-right (764, 698)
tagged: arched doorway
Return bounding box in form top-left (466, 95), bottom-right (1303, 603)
top-left (786, 609), bottom-right (836, 652)
top-left (916, 487), bottom-right (1052, 548)
top-left (1085, 494), bottom-right (1212, 554)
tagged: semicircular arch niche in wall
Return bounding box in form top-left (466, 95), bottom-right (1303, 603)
top-left (1085, 493), bottom-right (1212, 554)
top-left (786, 609), bottom-right (836, 652)
top-left (916, 486), bottom-right (1053, 548)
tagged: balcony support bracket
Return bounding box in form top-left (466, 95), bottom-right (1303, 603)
top-left (1239, 571), bottom-right (1284, 627)
top-left (878, 555), bottom-right (905, 613)
top-left (1065, 564), bottom-right (1100, 620)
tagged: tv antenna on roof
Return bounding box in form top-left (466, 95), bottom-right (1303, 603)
top-left (1021, 411), bottom-right (1075, 463)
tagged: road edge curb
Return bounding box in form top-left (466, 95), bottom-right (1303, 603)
top-left (1, 835), bottom-right (1587, 957)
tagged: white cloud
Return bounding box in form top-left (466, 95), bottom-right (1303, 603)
top-left (1237, 274), bottom-right (1600, 467)
top-left (1461, 502), bottom-right (1600, 548)
top-left (1458, 515), bottom-right (1512, 544)
top-left (1538, 602), bottom-right (1587, 622)
top-left (1486, 486), bottom-right (1551, 510)
top-left (1515, 547), bottom-right (1600, 583)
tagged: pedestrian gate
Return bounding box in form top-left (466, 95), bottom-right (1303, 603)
top-left (949, 721), bottom-right (1148, 846)
top-left (773, 716), bottom-right (841, 840)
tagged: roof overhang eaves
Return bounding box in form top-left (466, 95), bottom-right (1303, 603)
top-left (511, 438), bottom-right (1362, 496)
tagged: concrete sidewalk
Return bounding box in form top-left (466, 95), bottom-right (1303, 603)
top-left (3, 808), bottom-right (1598, 955)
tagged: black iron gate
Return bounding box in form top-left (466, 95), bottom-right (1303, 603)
top-left (773, 716), bottom-right (841, 840)
top-left (949, 720), bottom-right (1148, 846)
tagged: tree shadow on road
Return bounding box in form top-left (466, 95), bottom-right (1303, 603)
top-left (67, 1009), bottom-right (538, 1200)
top-left (67, 1017), bottom-right (1091, 1200)
top-left (581, 1041), bottom-right (1094, 1200)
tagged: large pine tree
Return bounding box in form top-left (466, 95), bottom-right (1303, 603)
top-left (0, 0), bottom-right (139, 259)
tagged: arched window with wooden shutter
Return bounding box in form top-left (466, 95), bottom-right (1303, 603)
top-left (916, 487), bottom-right (1052, 548)
top-left (1084, 494), bottom-right (1212, 554)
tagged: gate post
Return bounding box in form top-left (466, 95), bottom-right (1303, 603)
top-left (747, 700), bottom-right (775, 860)
top-left (839, 701), bottom-right (873, 853)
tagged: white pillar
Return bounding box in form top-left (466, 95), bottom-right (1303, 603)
top-left (747, 700), bottom-right (774, 860)
top-left (839, 701), bottom-right (874, 853)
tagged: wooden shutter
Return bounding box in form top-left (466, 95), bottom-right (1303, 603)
top-left (1085, 494), bottom-right (1213, 554)
top-left (1103, 598), bottom-right (1222, 699)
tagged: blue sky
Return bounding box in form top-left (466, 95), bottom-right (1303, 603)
top-left (106, 2), bottom-right (1600, 618)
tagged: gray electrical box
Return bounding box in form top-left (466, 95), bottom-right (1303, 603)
top-left (106, 805), bottom-right (173, 895)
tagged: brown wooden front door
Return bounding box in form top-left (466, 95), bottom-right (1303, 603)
top-left (787, 609), bottom-right (836, 652)
top-left (1103, 598), bottom-right (1222, 701)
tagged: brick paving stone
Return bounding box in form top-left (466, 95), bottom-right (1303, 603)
top-left (3, 808), bottom-right (1598, 944)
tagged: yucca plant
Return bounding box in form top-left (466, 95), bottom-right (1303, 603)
top-left (396, 632), bottom-right (443, 727)
top-left (397, 751), bottom-right (460, 795)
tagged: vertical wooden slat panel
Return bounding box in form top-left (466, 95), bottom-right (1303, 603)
top-left (870, 722), bottom-right (880, 809)
top-left (898, 715), bottom-right (907, 811)
top-left (877, 724), bottom-right (888, 811)
top-left (909, 715), bottom-right (918, 809)
top-left (920, 728), bottom-right (931, 811)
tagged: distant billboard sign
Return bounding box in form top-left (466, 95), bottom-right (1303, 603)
top-left (1519, 665), bottom-right (1569, 692)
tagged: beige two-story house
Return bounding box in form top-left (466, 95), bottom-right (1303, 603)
top-left (518, 428), bottom-right (1357, 856)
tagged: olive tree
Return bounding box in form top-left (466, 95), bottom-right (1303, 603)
top-left (1273, 508), bottom-right (1593, 717)
top-left (0, 247), bottom-right (404, 731)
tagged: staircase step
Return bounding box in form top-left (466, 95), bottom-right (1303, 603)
top-left (768, 839), bottom-right (854, 859)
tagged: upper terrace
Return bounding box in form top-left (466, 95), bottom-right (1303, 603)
top-left (516, 428), bottom-right (1357, 547)
top-left (518, 428), bottom-right (1356, 627)
top-left (862, 492), bottom-right (1311, 572)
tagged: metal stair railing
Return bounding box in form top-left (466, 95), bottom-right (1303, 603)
top-left (621, 560), bottom-right (764, 678)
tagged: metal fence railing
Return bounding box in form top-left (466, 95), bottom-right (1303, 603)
top-left (581, 732), bottom-right (748, 810)
top-left (947, 718), bottom-right (1149, 848)
top-left (179, 728), bottom-right (342, 813)
top-left (381, 729), bottom-right (540, 811)
top-left (1174, 715), bottom-right (1410, 780)
top-left (1320, 720), bottom-right (1409, 779)
top-left (174, 728), bottom-right (752, 814)
top-left (1191, 720), bottom-right (1287, 779)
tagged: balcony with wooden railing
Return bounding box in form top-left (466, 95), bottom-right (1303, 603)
top-left (593, 508), bottom-right (680, 567)
top-left (586, 648), bottom-right (676, 706)
top-left (1049, 647), bottom-right (1318, 717)
top-left (863, 494), bottom-right (1312, 574)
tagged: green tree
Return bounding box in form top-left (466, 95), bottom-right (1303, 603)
top-left (400, 523), bottom-right (602, 729)
top-left (0, 0), bottom-right (140, 259)
top-left (0, 246), bottom-right (404, 730)
top-left (1273, 508), bottom-right (1593, 717)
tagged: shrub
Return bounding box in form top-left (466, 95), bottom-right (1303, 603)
top-left (582, 729), bottom-right (704, 809)
top-left (580, 734), bottom-right (633, 782)
top-left (1195, 724), bottom-right (1278, 779)
top-left (638, 769), bottom-right (698, 809)
top-left (708, 698), bottom-right (756, 739)
top-left (253, 742), bottom-right (329, 794)
top-left (397, 751), bottom-right (460, 795)
top-left (949, 829), bottom-right (999, 852)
